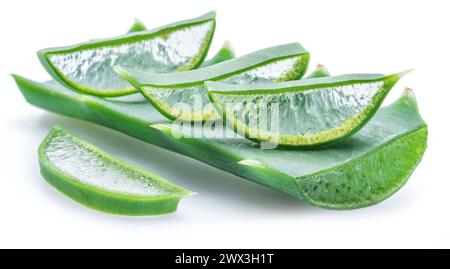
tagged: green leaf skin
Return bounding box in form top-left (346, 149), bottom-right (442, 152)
top-left (200, 40), bottom-right (236, 67)
top-left (39, 126), bottom-right (192, 216)
top-left (13, 75), bottom-right (427, 209)
top-left (115, 43), bottom-right (310, 122)
top-left (206, 71), bottom-right (409, 148)
top-left (37, 11), bottom-right (216, 97)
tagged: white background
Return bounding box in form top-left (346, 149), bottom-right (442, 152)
top-left (1, 0), bottom-right (449, 248)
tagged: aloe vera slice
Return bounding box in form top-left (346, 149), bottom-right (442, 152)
top-left (13, 75), bottom-right (427, 209)
top-left (206, 71), bottom-right (409, 148)
top-left (39, 126), bottom-right (192, 215)
top-left (38, 11), bottom-right (216, 97)
top-left (114, 43), bottom-right (310, 121)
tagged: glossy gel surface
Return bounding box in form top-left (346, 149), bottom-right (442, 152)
top-left (44, 129), bottom-right (176, 196)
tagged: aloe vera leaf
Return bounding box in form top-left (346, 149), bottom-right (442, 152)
top-left (127, 18), bottom-right (147, 33)
top-left (206, 71), bottom-right (409, 148)
top-left (200, 40), bottom-right (236, 67)
top-left (305, 64), bottom-right (331, 78)
top-left (37, 11), bottom-right (216, 97)
top-left (114, 43), bottom-right (310, 121)
top-left (13, 75), bottom-right (427, 209)
top-left (39, 126), bottom-right (192, 215)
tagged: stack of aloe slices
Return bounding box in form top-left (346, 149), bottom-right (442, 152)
top-left (13, 11), bottom-right (427, 214)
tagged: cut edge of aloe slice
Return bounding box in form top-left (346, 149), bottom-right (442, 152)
top-left (37, 11), bottom-right (216, 97)
top-left (38, 126), bottom-right (193, 216)
top-left (114, 43), bottom-right (309, 122)
top-left (296, 89), bottom-right (428, 209)
top-left (206, 70), bottom-right (410, 148)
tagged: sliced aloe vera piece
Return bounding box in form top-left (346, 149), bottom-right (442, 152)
top-left (206, 71), bottom-right (409, 148)
top-left (38, 11), bottom-right (216, 97)
top-left (115, 43), bottom-right (310, 121)
top-left (14, 75), bottom-right (427, 209)
top-left (127, 18), bottom-right (147, 33)
top-left (39, 126), bottom-right (192, 215)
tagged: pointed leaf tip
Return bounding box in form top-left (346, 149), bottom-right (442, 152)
top-left (222, 40), bottom-right (234, 50)
top-left (398, 68), bottom-right (414, 77)
top-left (403, 87), bottom-right (416, 98)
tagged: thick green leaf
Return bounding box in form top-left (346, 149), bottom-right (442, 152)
top-left (13, 75), bottom-right (427, 209)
